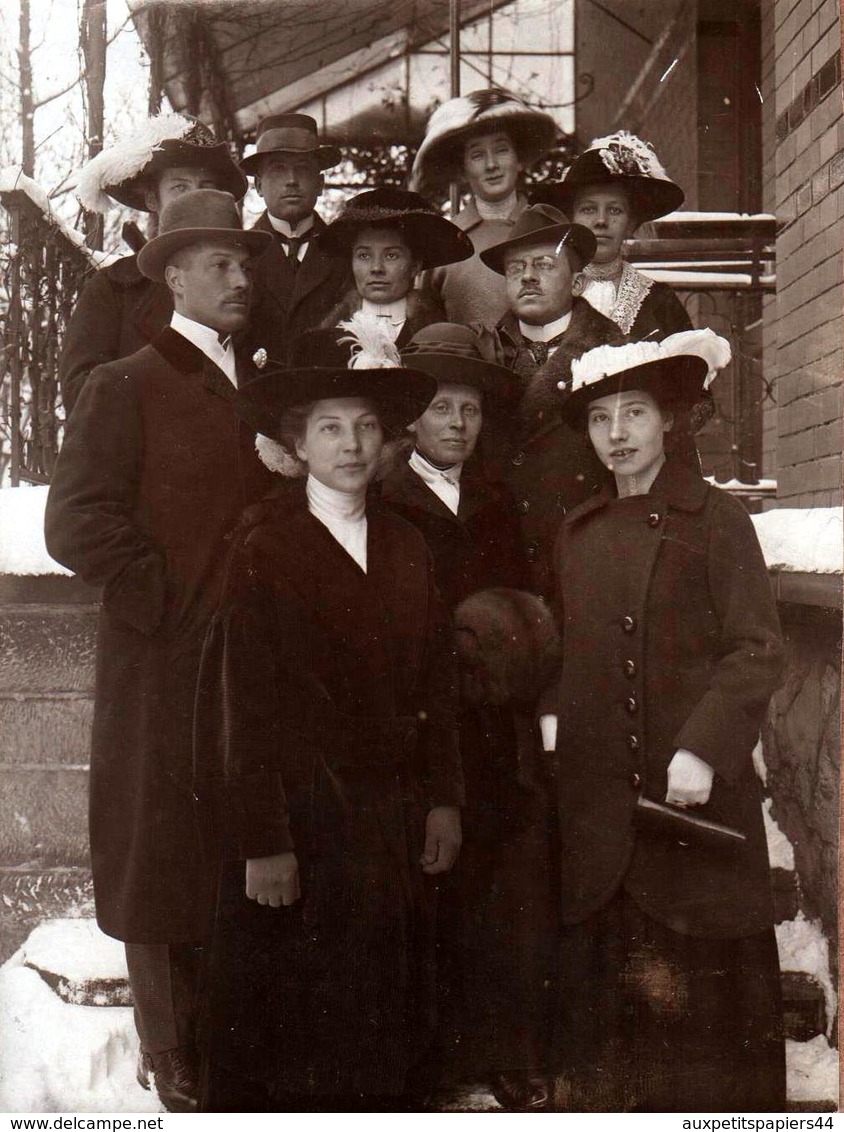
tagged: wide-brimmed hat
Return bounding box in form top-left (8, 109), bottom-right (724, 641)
top-left (530, 131), bottom-right (684, 225)
top-left (479, 205), bottom-right (596, 275)
top-left (239, 114), bottom-right (342, 175)
top-left (137, 190), bottom-right (271, 281)
top-left (235, 320), bottom-right (437, 440)
top-left (409, 89), bottom-right (558, 193)
top-left (74, 114), bottom-right (248, 213)
top-left (561, 330), bottom-right (731, 426)
top-left (321, 187), bottom-right (473, 270)
top-left (400, 323), bottom-right (519, 414)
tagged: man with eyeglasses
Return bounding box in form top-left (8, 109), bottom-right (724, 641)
top-left (479, 205), bottom-right (625, 597)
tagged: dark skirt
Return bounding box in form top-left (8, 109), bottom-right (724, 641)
top-left (198, 798), bottom-right (438, 1110)
top-left (552, 889), bottom-right (785, 1112)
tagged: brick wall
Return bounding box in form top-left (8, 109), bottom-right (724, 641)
top-left (761, 0), bottom-right (779, 484)
top-left (769, 0), bottom-right (843, 506)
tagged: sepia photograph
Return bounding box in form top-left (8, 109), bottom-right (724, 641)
top-left (0, 0), bottom-right (840, 1116)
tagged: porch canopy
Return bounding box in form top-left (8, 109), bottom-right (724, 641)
top-left (126, 0), bottom-right (575, 149)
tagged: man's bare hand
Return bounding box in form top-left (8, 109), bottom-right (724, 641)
top-left (245, 852), bottom-right (300, 907)
top-left (420, 806), bottom-right (462, 875)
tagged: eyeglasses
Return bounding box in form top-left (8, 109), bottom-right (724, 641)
top-left (503, 255), bottom-right (562, 278)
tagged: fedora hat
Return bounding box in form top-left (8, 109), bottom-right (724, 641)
top-left (137, 190), bottom-right (271, 281)
top-left (235, 324), bottom-right (437, 441)
top-left (401, 323), bottom-right (519, 414)
top-left (75, 114), bottom-right (248, 214)
top-left (561, 330), bottom-right (731, 427)
top-left (479, 205), bottom-right (596, 275)
top-left (240, 114), bottom-right (342, 175)
top-left (530, 131), bottom-right (684, 225)
top-left (409, 89), bottom-right (558, 193)
top-left (322, 187), bottom-right (473, 270)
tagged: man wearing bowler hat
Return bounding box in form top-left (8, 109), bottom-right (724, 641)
top-left (61, 115), bottom-right (248, 414)
top-left (480, 204), bottom-right (625, 598)
top-left (242, 113), bottom-right (352, 361)
top-left (45, 190), bottom-right (273, 1113)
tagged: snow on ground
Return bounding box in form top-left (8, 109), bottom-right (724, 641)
top-left (763, 798), bottom-right (795, 871)
top-left (0, 485), bottom-right (70, 576)
top-left (21, 920), bottom-right (129, 1005)
top-left (751, 507), bottom-right (843, 574)
top-left (786, 1036), bottom-right (840, 1106)
top-left (777, 913), bottom-right (838, 1037)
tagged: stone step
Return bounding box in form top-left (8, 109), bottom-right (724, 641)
top-left (0, 603), bottom-right (98, 693)
top-left (0, 693), bottom-right (93, 765)
top-left (0, 867), bottom-right (93, 966)
top-left (0, 766), bottom-right (89, 865)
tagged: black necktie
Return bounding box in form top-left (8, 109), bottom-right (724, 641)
top-left (526, 340), bottom-right (549, 366)
top-left (279, 234), bottom-right (306, 269)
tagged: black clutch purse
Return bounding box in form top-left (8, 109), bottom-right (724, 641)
top-left (635, 796), bottom-right (747, 849)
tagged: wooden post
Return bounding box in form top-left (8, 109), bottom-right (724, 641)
top-left (81, 0), bottom-right (107, 250)
top-left (18, 0), bottom-right (34, 177)
top-left (448, 0), bottom-right (461, 216)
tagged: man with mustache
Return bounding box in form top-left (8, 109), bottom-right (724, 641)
top-left (481, 205), bottom-right (625, 597)
top-left (45, 191), bottom-right (273, 1114)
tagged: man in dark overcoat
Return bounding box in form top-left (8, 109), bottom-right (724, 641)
top-left (240, 114), bottom-right (352, 363)
top-left (60, 116), bottom-right (248, 415)
top-left (478, 206), bottom-right (625, 597)
top-left (44, 190), bottom-right (273, 1112)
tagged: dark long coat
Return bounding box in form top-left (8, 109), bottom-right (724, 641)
top-left (381, 459), bottom-right (555, 1076)
top-left (59, 255), bottom-right (173, 415)
top-left (192, 488), bottom-right (462, 1098)
top-left (44, 327), bottom-right (272, 943)
top-left (494, 299), bottom-right (625, 598)
top-left (545, 457), bottom-right (785, 938)
top-left (243, 211), bottom-right (352, 363)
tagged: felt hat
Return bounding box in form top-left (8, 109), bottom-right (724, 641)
top-left (239, 114), bottom-right (342, 175)
top-left (561, 330), bottom-right (731, 427)
top-left (321, 187), bottom-right (473, 270)
top-left (74, 114), bottom-right (248, 213)
top-left (400, 323), bottom-right (519, 414)
top-left (137, 190), bottom-right (271, 281)
top-left (479, 204), bottom-right (596, 275)
top-left (409, 89), bottom-right (558, 193)
top-left (235, 314), bottom-right (437, 440)
top-left (530, 131), bottom-right (684, 224)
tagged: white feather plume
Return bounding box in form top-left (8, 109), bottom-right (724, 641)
top-left (73, 113), bottom-right (198, 213)
top-left (255, 434), bottom-right (303, 478)
top-left (571, 329), bottom-right (731, 394)
top-left (589, 130), bottom-right (671, 181)
top-left (337, 310), bottom-right (402, 369)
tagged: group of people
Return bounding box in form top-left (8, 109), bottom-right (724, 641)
top-left (44, 88), bottom-right (786, 1114)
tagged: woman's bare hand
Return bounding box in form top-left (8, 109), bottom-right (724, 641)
top-left (420, 806), bottom-right (462, 874)
top-left (245, 852), bottom-right (300, 907)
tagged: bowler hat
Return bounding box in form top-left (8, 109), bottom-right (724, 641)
top-left (234, 327), bottom-right (437, 440)
top-left (561, 330), bottom-right (731, 427)
top-left (322, 187), bottom-right (473, 270)
top-left (240, 114), bottom-right (342, 175)
top-left (75, 114), bottom-right (248, 214)
top-left (530, 131), bottom-right (684, 225)
top-left (479, 205), bottom-right (596, 275)
top-left (401, 323), bottom-right (519, 414)
top-left (137, 190), bottom-right (271, 281)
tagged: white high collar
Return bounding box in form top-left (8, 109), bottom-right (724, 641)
top-left (408, 449), bottom-right (462, 515)
top-left (361, 296), bottom-right (408, 332)
top-left (475, 191), bottom-right (519, 221)
top-left (267, 212), bottom-right (315, 238)
top-left (170, 311), bottom-right (236, 385)
top-left (519, 310), bottom-right (572, 342)
top-left (306, 474), bottom-right (367, 571)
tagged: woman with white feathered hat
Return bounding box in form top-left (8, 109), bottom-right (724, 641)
top-left (537, 331), bottom-right (786, 1111)
top-left (531, 131), bottom-right (692, 340)
top-left (60, 114), bottom-right (247, 414)
top-left (410, 89), bottom-right (558, 327)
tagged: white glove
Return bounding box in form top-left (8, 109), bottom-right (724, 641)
top-left (665, 748), bottom-right (714, 806)
top-left (539, 713), bottom-right (558, 753)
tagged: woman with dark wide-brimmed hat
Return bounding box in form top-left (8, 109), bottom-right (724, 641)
top-left (410, 89), bottom-right (558, 327)
top-left (192, 322), bottom-right (464, 1111)
top-left (538, 331), bottom-right (786, 1111)
top-left (320, 187), bottom-right (473, 345)
top-left (531, 131), bottom-right (691, 340)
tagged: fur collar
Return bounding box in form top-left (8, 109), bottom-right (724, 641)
top-left (514, 299), bottom-right (626, 439)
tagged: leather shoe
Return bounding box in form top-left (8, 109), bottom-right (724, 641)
top-left (137, 1046), bottom-right (199, 1112)
top-left (490, 1072), bottom-right (550, 1112)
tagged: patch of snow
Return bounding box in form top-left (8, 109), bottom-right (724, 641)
top-left (0, 960), bottom-right (158, 1113)
top-left (656, 211), bottom-right (777, 223)
top-left (763, 798), bottom-right (795, 871)
top-left (0, 485), bottom-right (71, 576)
top-left (22, 920), bottom-right (127, 984)
top-left (638, 269), bottom-right (775, 286)
top-left (751, 507), bottom-right (843, 575)
top-left (707, 476), bottom-right (777, 493)
top-left (786, 1036), bottom-right (840, 1105)
top-left (752, 737), bottom-right (767, 785)
top-left (777, 913), bottom-right (837, 1036)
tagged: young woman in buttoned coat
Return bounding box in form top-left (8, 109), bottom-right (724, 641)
top-left (541, 333), bottom-right (786, 1112)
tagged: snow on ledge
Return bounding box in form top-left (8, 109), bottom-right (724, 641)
top-left (751, 507), bottom-right (843, 575)
top-left (776, 913), bottom-right (838, 1037)
top-left (0, 485), bottom-right (70, 576)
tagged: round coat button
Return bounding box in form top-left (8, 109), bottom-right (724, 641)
top-left (526, 542), bottom-right (539, 561)
top-left (648, 512), bottom-right (661, 527)
top-left (511, 451), bottom-right (525, 466)
top-left (630, 772), bottom-right (642, 788)
top-left (624, 659), bottom-right (636, 678)
top-left (622, 615), bottom-right (637, 633)
top-left (626, 696), bottom-right (638, 714)
top-left (519, 499), bottom-right (530, 514)
top-left (627, 734), bottom-right (639, 751)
